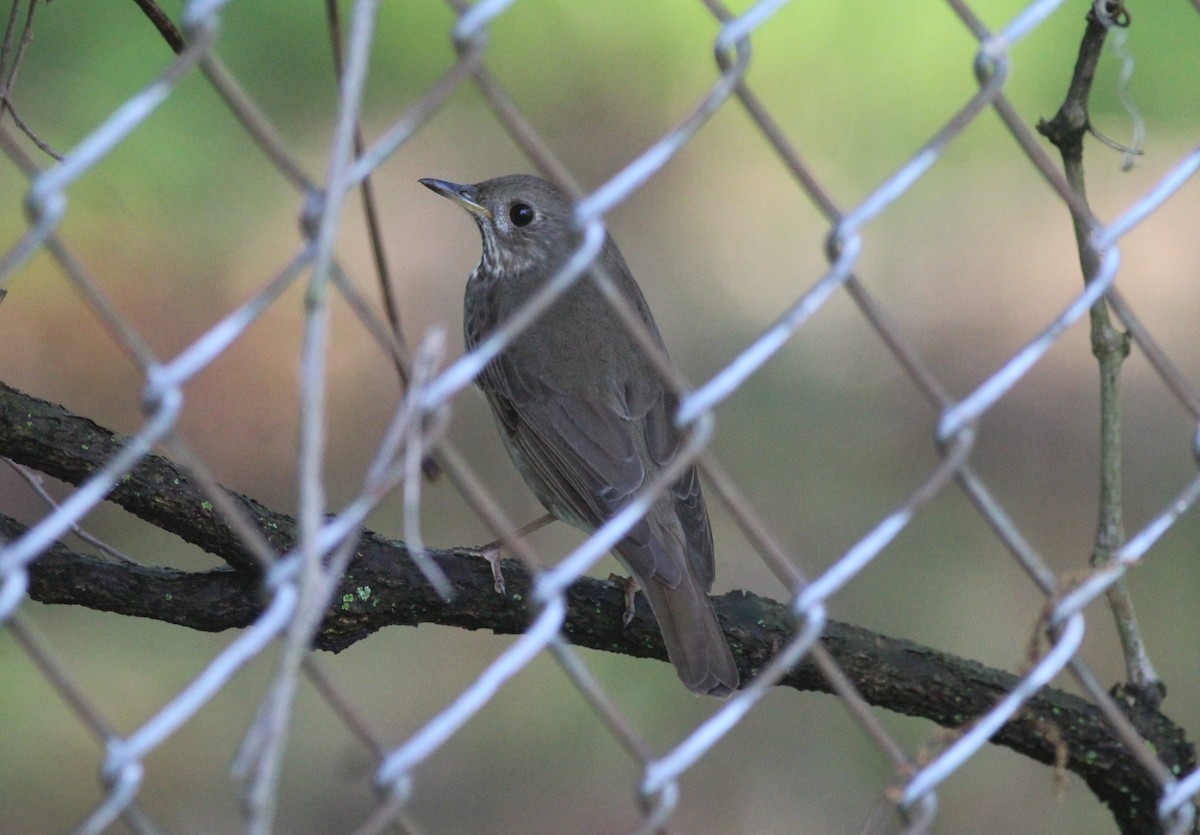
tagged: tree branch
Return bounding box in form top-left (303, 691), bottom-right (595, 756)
top-left (0, 380), bottom-right (1192, 833)
top-left (1037, 1), bottom-right (1160, 703)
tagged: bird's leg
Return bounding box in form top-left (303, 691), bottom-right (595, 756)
top-left (463, 512), bottom-right (556, 595)
top-left (608, 574), bottom-right (642, 627)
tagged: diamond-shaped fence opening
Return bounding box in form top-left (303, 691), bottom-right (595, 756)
top-left (2, 1), bottom-right (1200, 833)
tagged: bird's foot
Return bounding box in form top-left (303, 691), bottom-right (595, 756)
top-left (461, 542), bottom-right (507, 596)
top-left (465, 513), bottom-right (558, 596)
top-left (462, 514), bottom-right (558, 597)
top-left (608, 573), bottom-right (642, 627)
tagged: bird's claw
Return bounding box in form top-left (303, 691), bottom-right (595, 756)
top-left (483, 545), bottom-right (507, 595)
top-left (463, 542), bottom-right (507, 596)
top-left (461, 513), bottom-right (556, 597)
top-left (609, 573), bottom-right (641, 628)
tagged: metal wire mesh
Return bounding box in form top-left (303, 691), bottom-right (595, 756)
top-left (2, 0), bottom-right (1200, 832)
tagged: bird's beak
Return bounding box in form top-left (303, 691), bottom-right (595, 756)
top-left (419, 178), bottom-right (493, 220)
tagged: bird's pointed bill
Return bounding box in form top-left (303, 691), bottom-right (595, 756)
top-left (419, 178), bottom-right (493, 220)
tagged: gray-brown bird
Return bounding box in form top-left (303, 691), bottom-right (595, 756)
top-left (421, 174), bottom-right (739, 697)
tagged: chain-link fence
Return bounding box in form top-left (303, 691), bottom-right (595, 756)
top-left (3, 0), bottom-right (1200, 832)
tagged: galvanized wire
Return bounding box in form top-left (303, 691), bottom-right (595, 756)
top-left (1, 0), bottom-right (1199, 832)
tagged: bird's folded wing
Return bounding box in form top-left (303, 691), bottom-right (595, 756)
top-left (496, 385), bottom-right (689, 588)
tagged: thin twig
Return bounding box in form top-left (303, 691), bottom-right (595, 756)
top-left (4, 458), bottom-right (139, 565)
top-left (0, 0), bottom-right (62, 160)
top-left (129, 0), bottom-right (185, 54)
top-left (1036, 0), bottom-right (1160, 702)
top-left (326, 0), bottom-right (440, 482)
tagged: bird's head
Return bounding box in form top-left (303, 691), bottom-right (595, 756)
top-left (420, 174), bottom-right (579, 277)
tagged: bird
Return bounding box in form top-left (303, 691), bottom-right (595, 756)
top-left (420, 174), bottom-right (739, 697)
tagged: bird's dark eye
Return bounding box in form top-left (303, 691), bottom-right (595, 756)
top-left (509, 202), bottom-right (534, 227)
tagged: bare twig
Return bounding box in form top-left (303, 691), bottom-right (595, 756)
top-left (1036, 0), bottom-right (1160, 703)
top-left (326, 0), bottom-right (441, 482)
top-left (129, 0), bottom-right (185, 54)
top-left (0, 0), bottom-right (62, 159)
top-left (4, 458), bottom-right (139, 565)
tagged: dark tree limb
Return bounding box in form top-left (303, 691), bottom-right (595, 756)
top-left (0, 381), bottom-right (283, 574)
top-left (0, 380), bottom-right (1192, 834)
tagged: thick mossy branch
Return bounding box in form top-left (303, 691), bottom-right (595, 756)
top-left (0, 380), bottom-right (1192, 834)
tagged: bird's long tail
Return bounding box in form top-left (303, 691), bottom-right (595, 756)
top-left (638, 572), bottom-right (740, 697)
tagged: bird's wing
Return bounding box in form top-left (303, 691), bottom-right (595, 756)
top-left (483, 358), bottom-right (715, 590)
top-left (637, 381), bottom-right (715, 590)
top-left (669, 459), bottom-right (715, 590)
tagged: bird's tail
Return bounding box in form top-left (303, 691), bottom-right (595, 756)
top-left (639, 572), bottom-right (740, 697)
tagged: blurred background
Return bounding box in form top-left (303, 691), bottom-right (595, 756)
top-left (2, 1), bottom-right (1199, 832)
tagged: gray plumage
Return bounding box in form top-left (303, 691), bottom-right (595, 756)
top-left (421, 174), bottom-right (739, 697)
